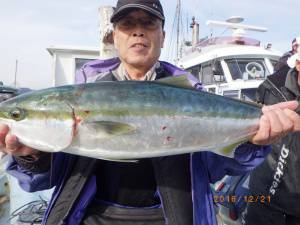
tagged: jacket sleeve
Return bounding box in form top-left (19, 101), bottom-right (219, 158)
top-left (75, 67), bottom-right (88, 84)
top-left (256, 82), bottom-right (267, 104)
top-left (6, 152), bottom-right (73, 192)
top-left (193, 142), bottom-right (271, 184)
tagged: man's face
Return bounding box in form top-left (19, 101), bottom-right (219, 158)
top-left (292, 43), bottom-right (299, 53)
top-left (113, 10), bottom-right (165, 69)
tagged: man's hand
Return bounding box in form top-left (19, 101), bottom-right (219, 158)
top-left (250, 101), bottom-right (300, 145)
top-left (0, 124), bottom-right (40, 157)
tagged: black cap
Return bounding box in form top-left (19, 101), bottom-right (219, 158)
top-left (110, 0), bottom-right (165, 23)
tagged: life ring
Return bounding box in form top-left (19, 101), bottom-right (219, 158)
top-left (245, 62), bottom-right (264, 78)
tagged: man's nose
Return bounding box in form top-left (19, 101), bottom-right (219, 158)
top-left (132, 24), bottom-right (145, 37)
top-left (133, 32), bottom-right (144, 37)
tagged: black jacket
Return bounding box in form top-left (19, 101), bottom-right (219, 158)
top-left (249, 65), bottom-right (300, 215)
top-left (273, 50), bottom-right (293, 72)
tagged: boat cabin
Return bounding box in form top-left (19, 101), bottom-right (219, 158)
top-left (177, 18), bottom-right (282, 101)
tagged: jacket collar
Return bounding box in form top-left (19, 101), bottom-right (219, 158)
top-left (285, 68), bottom-right (300, 97)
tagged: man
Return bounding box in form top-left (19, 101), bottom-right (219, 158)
top-left (274, 36), bottom-right (299, 72)
top-left (1, 1), bottom-right (300, 225)
top-left (243, 53), bottom-right (300, 225)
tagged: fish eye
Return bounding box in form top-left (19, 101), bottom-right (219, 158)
top-left (9, 108), bottom-right (25, 121)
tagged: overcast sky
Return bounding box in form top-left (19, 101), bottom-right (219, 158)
top-left (0, 0), bottom-right (298, 89)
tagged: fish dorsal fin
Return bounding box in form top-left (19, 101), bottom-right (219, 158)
top-left (84, 121), bottom-right (136, 137)
top-left (155, 75), bottom-right (195, 90)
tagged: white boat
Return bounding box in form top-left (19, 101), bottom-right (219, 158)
top-left (177, 17), bottom-right (282, 101)
top-left (0, 155), bottom-right (10, 225)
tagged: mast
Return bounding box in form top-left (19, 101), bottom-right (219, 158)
top-left (14, 59), bottom-right (18, 88)
top-left (176, 0), bottom-right (181, 61)
top-left (166, 0), bottom-right (184, 63)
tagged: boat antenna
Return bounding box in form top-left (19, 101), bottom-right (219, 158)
top-left (14, 59), bottom-right (18, 88)
top-left (209, 0), bottom-right (214, 37)
top-left (206, 17), bottom-right (267, 37)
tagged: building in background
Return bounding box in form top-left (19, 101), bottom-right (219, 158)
top-left (47, 6), bottom-right (116, 86)
top-left (47, 45), bottom-right (100, 86)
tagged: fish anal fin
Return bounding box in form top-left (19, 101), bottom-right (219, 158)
top-left (101, 158), bottom-right (139, 163)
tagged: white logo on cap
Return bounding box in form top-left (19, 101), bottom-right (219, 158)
top-left (287, 52), bottom-right (300, 68)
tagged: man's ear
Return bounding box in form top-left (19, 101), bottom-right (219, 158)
top-left (161, 30), bottom-right (166, 48)
top-left (113, 30), bottom-right (118, 49)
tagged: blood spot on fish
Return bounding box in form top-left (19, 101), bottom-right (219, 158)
top-left (166, 136), bottom-right (172, 141)
top-left (75, 117), bottom-right (82, 124)
top-left (162, 126), bottom-right (167, 130)
top-left (71, 116), bottom-right (82, 139)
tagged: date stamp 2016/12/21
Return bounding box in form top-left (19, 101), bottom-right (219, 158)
top-left (213, 195), bottom-right (271, 204)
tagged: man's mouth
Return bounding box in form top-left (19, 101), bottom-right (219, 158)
top-left (131, 43), bottom-right (148, 49)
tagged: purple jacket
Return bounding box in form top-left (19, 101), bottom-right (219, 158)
top-left (7, 58), bottom-right (270, 225)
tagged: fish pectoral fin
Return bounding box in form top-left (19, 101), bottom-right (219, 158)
top-left (155, 74), bottom-right (195, 90)
top-left (85, 121), bottom-right (136, 136)
top-left (218, 140), bottom-right (246, 156)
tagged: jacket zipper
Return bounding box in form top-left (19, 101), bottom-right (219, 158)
top-left (266, 79), bottom-right (288, 102)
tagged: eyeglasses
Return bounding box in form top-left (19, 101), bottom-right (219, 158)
top-left (116, 17), bottom-right (162, 30)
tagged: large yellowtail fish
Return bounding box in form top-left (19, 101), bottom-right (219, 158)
top-left (0, 77), bottom-right (261, 160)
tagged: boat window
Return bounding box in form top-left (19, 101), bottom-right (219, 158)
top-left (187, 61), bottom-right (225, 85)
top-left (201, 63), bottom-right (225, 85)
top-left (223, 90), bottom-right (240, 99)
top-left (225, 58), bottom-right (269, 80)
top-left (186, 65), bottom-right (201, 79)
top-left (201, 65), bottom-right (214, 84)
top-left (211, 61), bottom-right (225, 83)
top-left (207, 87), bottom-right (216, 94)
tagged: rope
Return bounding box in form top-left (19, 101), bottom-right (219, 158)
top-left (9, 196), bottom-right (48, 225)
